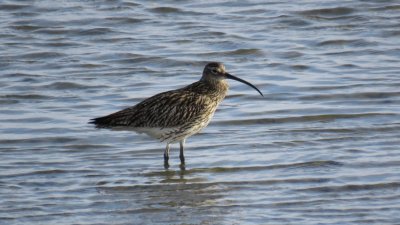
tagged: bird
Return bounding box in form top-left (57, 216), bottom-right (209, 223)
top-left (90, 62), bottom-right (263, 168)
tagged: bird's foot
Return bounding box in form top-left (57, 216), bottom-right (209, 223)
top-left (164, 154), bottom-right (170, 169)
top-left (179, 163), bottom-right (186, 171)
top-left (164, 161), bottom-right (170, 170)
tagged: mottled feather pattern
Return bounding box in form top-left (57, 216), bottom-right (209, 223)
top-left (90, 62), bottom-right (262, 165)
top-left (91, 78), bottom-right (229, 141)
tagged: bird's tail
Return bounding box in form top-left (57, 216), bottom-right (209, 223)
top-left (88, 116), bottom-right (113, 128)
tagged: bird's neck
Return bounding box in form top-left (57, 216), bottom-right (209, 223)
top-left (199, 78), bottom-right (229, 100)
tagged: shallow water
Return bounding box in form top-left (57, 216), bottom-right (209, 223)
top-left (1, 0), bottom-right (400, 224)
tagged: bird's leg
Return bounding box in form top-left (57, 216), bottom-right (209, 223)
top-left (164, 143), bottom-right (170, 169)
top-left (179, 139), bottom-right (186, 166)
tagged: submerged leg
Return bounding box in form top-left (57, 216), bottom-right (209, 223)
top-left (179, 139), bottom-right (186, 165)
top-left (164, 143), bottom-right (170, 169)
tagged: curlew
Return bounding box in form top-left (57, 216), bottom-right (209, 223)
top-left (90, 62), bottom-right (263, 168)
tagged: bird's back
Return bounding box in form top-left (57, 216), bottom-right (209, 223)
top-left (91, 79), bottom-right (228, 141)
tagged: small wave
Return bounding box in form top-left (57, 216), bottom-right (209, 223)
top-left (215, 113), bottom-right (394, 126)
top-left (0, 117), bottom-right (51, 123)
top-left (41, 82), bottom-right (92, 90)
top-left (298, 7), bottom-right (354, 17)
top-left (300, 182), bottom-right (400, 193)
top-left (369, 5), bottom-right (400, 12)
top-left (317, 39), bottom-right (376, 47)
top-left (99, 178), bottom-right (334, 195)
top-left (97, 182), bottom-right (216, 193)
top-left (20, 51), bottom-right (66, 59)
top-left (33, 28), bottom-right (78, 35)
top-left (276, 51), bottom-right (303, 59)
top-left (148, 7), bottom-right (205, 16)
top-left (186, 31), bottom-right (227, 38)
top-left (348, 160), bottom-right (400, 169)
top-left (290, 125), bottom-right (400, 134)
top-left (277, 17), bottom-right (311, 27)
top-left (78, 27), bottom-right (113, 35)
top-left (10, 25), bottom-right (43, 31)
top-left (0, 99), bottom-right (18, 104)
top-left (0, 137), bottom-right (77, 145)
top-left (323, 49), bottom-right (383, 56)
top-left (0, 170), bottom-right (67, 179)
top-left (0, 3), bottom-right (29, 11)
top-left (76, 63), bottom-right (107, 68)
top-left (300, 92), bottom-right (400, 100)
top-left (143, 160), bottom-right (342, 177)
top-left (1, 94), bottom-right (51, 100)
top-left (196, 160), bottom-right (342, 173)
top-left (149, 6), bottom-right (182, 14)
top-left (291, 64), bottom-right (310, 70)
top-left (226, 48), bottom-right (264, 56)
top-left (105, 17), bottom-right (144, 24)
top-left (197, 48), bottom-right (264, 57)
top-left (232, 8), bottom-right (268, 15)
top-left (382, 27), bottom-right (400, 37)
top-left (63, 144), bottom-right (111, 151)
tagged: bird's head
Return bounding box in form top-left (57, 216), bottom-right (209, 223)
top-left (202, 62), bottom-right (263, 96)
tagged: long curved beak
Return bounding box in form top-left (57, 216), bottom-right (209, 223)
top-left (225, 73), bottom-right (263, 96)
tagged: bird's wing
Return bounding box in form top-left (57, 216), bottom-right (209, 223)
top-left (91, 89), bottom-right (213, 128)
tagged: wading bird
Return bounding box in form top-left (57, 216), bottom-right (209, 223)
top-left (90, 62), bottom-right (263, 168)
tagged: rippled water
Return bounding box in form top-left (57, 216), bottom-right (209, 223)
top-left (1, 0), bottom-right (400, 224)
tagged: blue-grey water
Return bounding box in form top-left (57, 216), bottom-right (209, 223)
top-left (1, 1), bottom-right (400, 224)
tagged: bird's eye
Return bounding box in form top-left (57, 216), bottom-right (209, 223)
top-left (211, 69), bottom-right (218, 74)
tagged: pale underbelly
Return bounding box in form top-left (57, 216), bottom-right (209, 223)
top-left (110, 124), bottom-right (206, 143)
top-left (110, 113), bottom-right (215, 143)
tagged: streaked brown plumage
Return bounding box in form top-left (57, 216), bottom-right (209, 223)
top-left (90, 62), bottom-right (263, 168)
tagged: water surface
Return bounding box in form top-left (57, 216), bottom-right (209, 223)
top-left (1, 0), bottom-right (400, 224)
